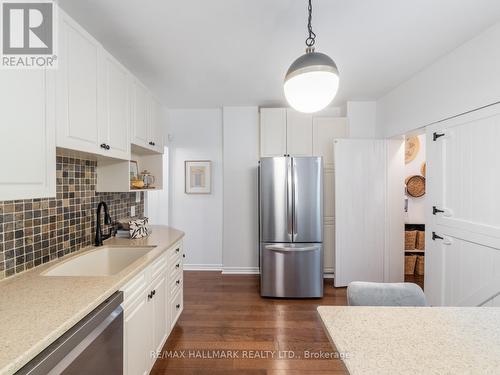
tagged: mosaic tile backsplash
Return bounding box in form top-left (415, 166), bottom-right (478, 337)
top-left (0, 155), bottom-right (144, 279)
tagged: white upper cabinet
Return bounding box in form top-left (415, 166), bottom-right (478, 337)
top-left (132, 79), bottom-right (150, 149)
top-left (56, 11), bottom-right (100, 154)
top-left (149, 96), bottom-right (165, 153)
top-left (132, 82), bottom-right (164, 153)
top-left (260, 108), bottom-right (314, 157)
top-left (286, 109), bottom-right (313, 156)
top-left (260, 108), bottom-right (287, 157)
top-left (0, 70), bottom-right (55, 200)
top-left (98, 51), bottom-right (131, 160)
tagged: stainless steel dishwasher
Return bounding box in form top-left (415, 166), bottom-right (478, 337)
top-left (16, 291), bottom-right (123, 375)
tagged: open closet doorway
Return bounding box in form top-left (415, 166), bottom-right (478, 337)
top-left (403, 134), bottom-right (426, 290)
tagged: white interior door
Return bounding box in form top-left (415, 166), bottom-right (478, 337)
top-left (425, 104), bottom-right (500, 306)
top-left (334, 139), bottom-right (404, 287)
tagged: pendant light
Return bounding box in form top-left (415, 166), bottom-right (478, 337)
top-left (284, 0), bottom-right (339, 113)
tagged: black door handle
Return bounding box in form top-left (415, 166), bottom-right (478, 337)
top-left (433, 206), bottom-right (445, 215)
top-left (432, 232), bottom-right (444, 241)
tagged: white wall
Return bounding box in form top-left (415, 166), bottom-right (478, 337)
top-left (169, 109), bottom-right (223, 269)
top-left (404, 134), bottom-right (426, 224)
top-left (347, 101), bottom-right (377, 138)
top-left (377, 21), bottom-right (500, 137)
top-left (222, 107), bottom-right (259, 273)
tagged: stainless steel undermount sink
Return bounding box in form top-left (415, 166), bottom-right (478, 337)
top-left (43, 246), bottom-right (155, 276)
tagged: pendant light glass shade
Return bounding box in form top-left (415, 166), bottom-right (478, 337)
top-left (284, 51), bottom-right (339, 113)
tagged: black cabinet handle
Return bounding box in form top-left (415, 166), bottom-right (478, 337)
top-left (152, 289), bottom-right (156, 296)
top-left (175, 263), bottom-right (180, 268)
top-left (176, 304), bottom-right (180, 309)
top-left (176, 280), bottom-right (180, 285)
top-left (175, 248), bottom-right (180, 253)
top-left (106, 144), bottom-right (110, 150)
top-left (149, 141), bottom-right (156, 146)
top-left (147, 292), bottom-right (152, 300)
top-left (100, 143), bottom-right (107, 149)
top-left (182, 254), bottom-right (186, 258)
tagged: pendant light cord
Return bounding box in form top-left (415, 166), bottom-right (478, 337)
top-left (305, 0), bottom-right (316, 48)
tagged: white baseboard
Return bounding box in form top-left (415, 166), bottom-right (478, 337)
top-left (222, 267), bottom-right (260, 275)
top-left (183, 265), bottom-right (335, 280)
top-left (183, 264), bottom-right (223, 271)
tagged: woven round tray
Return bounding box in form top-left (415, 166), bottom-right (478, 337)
top-left (406, 175), bottom-right (426, 197)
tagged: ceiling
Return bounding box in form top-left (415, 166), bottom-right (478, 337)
top-left (58, 0), bottom-right (500, 108)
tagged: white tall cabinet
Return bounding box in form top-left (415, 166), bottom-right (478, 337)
top-left (313, 117), bottom-right (348, 274)
top-left (259, 108), bottom-right (348, 274)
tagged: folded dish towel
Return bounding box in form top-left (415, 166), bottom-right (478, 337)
top-left (129, 217), bottom-right (150, 239)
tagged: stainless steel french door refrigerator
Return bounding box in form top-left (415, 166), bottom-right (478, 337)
top-left (259, 156), bottom-right (323, 298)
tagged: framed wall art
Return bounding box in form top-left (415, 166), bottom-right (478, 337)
top-left (185, 160), bottom-right (211, 194)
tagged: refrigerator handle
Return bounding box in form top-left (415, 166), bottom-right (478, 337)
top-left (292, 160), bottom-right (298, 241)
top-left (287, 158), bottom-right (293, 237)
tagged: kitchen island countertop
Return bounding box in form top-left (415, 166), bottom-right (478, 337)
top-left (318, 305), bottom-right (500, 375)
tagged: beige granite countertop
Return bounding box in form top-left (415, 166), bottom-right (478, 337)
top-left (0, 225), bottom-right (184, 375)
top-left (318, 306), bottom-right (500, 375)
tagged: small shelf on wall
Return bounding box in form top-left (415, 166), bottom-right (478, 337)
top-left (96, 149), bottom-right (163, 193)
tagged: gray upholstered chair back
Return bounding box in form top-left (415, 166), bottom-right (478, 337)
top-left (347, 281), bottom-right (427, 306)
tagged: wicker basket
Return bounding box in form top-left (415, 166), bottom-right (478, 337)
top-left (416, 255), bottom-right (425, 275)
top-left (405, 255), bottom-right (418, 275)
top-left (405, 230), bottom-right (417, 250)
top-left (416, 231), bottom-right (425, 251)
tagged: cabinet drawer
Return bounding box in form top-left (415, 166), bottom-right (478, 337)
top-left (170, 289), bottom-right (183, 328)
top-left (170, 269), bottom-right (183, 296)
top-left (121, 270), bottom-right (147, 310)
top-left (169, 242), bottom-right (183, 263)
top-left (151, 252), bottom-right (167, 281)
top-left (170, 256), bottom-right (183, 275)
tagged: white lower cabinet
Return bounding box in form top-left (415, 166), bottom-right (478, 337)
top-left (122, 241), bottom-right (184, 375)
top-left (124, 293), bottom-right (151, 375)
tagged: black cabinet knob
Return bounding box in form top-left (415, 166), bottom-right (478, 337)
top-left (152, 289), bottom-right (156, 296)
top-left (149, 141), bottom-right (156, 146)
top-left (176, 280), bottom-right (180, 285)
top-left (106, 144), bottom-right (110, 150)
top-left (100, 143), bottom-right (107, 149)
top-left (175, 263), bottom-right (180, 268)
top-left (176, 304), bottom-right (180, 309)
top-left (182, 254), bottom-right (186, 258)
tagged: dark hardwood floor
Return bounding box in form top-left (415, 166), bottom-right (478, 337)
top-left (151, 272), bottom-right (349, 375)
